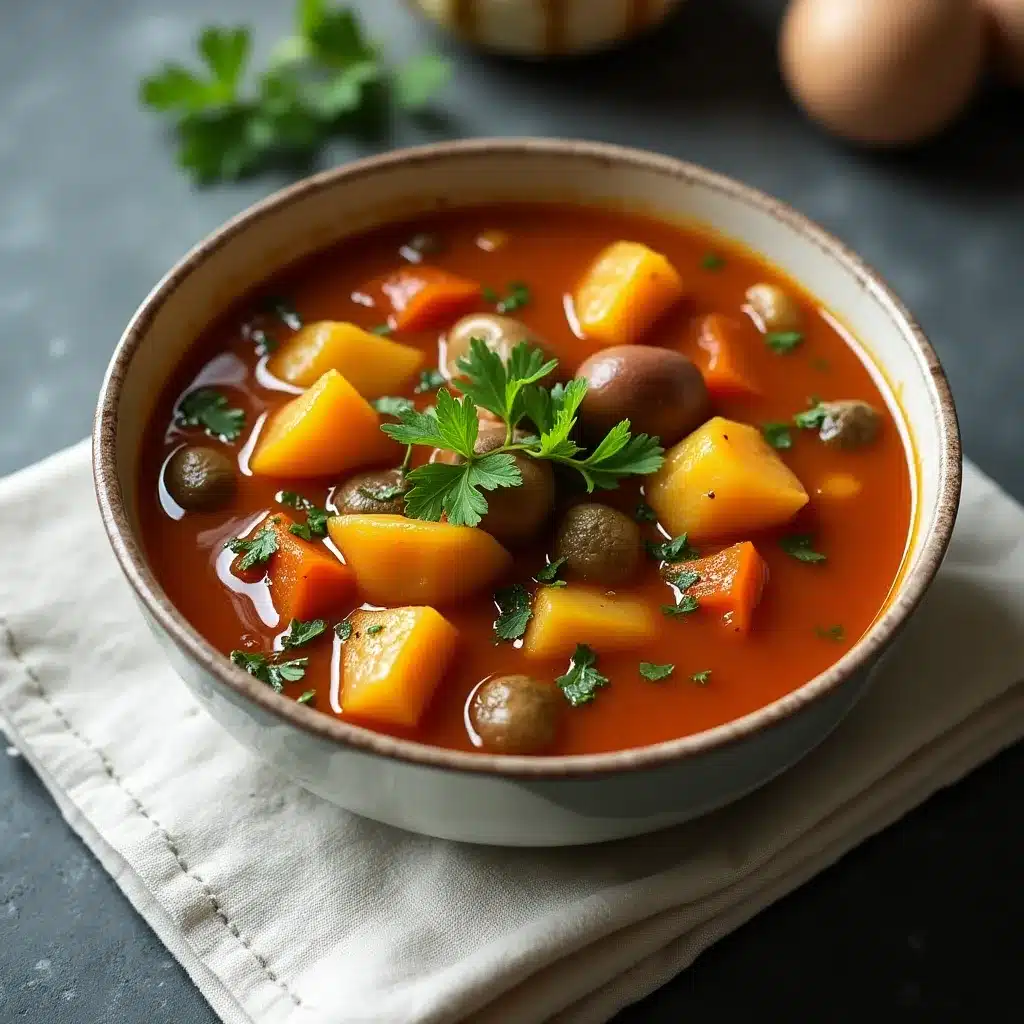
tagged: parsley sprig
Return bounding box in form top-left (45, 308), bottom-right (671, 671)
top-left (381, 340), bottom-right (664, 527)
top-left (230, 649), bottom-right (308, 693)
top-left (556, 645), bottom-right (609, 707)
top-left (176, 388), bottom-right (245, 442)
top-left (227, 522), bottom-right (279, 571)
top-left (278, 491), bottom-right (329, 539)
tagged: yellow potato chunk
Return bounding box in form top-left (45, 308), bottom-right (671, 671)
top-left (266, 320), bottom-right (424, 397)
top-left (574, 241), bottom-right (685, 348)
top-left (647, 417), bottom-right (809, 543)
top-left (523, 586), bottom-right (659, 660)
top-left (816, 472), bottom-right (862, 501)
top-left (327, 514), bottom-right (513, 606)
top-left (341, 607), bottom-right (458, 728)
top-left (249, 369), bottom-right (396, 477)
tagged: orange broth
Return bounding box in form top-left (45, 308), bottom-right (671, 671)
top-left (138, 203), bottom-right (912, 755)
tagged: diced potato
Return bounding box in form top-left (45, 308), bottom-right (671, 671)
top-left (523, 586), bottom-right (659, 660)
top-left (816, 472), bottom-right (862, 501)
top-left (231, 513), bottom-right (355, 621)
top-left (341, 607), bottom-right (458, 728)
top-left (266, 321), bottom-right (424, 396)
top-left (647, 417), bottom-right (809, 543)
top-left (574, 241), bottom-right (685, 348)
top-left (662, 541), bottom-right (768, 632)
top-left (249, 369), bottom-right (396, 478)
top-left (327, 515), bottom-right (513, 605)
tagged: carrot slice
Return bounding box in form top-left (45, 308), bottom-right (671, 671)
top-left (694, 314), bottom-right (760, 399)
top-left (662, 541), bottom-right (769, 632)
top-left (232, 513), bottom-right (355, 622)
top-left (375, 266), bottom-right (481, 332)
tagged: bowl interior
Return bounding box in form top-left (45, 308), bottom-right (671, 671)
top-left (98, 140), bottom-right (959, 768)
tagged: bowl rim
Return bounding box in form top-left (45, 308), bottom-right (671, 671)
top-left (93, 137), bottom-right (961, 779)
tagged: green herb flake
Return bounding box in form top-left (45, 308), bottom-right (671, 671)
top-left (662, 594), bottom-right (700, 616)
top-left (635, 501), bottom-right (658, 523)
top-left (766, 331), bottom-right (804, 353)
top-left (780, 534), bottom-right (827, 563)
top-left (227, 523), bottom-right (279, 571)
top-left (556, 644), bottom-right (610, 707)
top-left (490, 281), bottom-right (531, 314)
top-left (762, 422), bottom-right (793, 450)
top-left (815, 624), bottom-right (846, 642)
top-left (415, 368), bottom-right (447, 394)
top-left (535, 557), bottom-right (567, 587)
top-left (793, 400), bottom-right (829, 430)
top-left (372, 395), bottom-right (415, 418)
top-left (493, 583), bottom-right (532, 641)
top-left (671, 570), bottom-right (700, 591)
top-left (647, 533), bottom-right (699, 562)
top-left (639, 662), bottom-right (675, 682)
top-left (229, 649), bottom-right (307, 693)
top-left (176, 388), bottom-right (245, 442)
top-left (691, 670), bottom-right (712, 686)
top-left (366, 624), bottom-right (384, 636)
top-left (278, 490), bottom-right (329, 538)
top-left (371, 323), bottom-right (393, 336)
top-left (334, 621), bottom-right (353, 643)
top-left (700, 252), bottom-right (725, 271)
top-left (296, 689), bottom-right (316, 705)
top-left (282, 618), bottom-right (326, 649)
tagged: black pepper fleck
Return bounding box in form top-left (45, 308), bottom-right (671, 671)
top-left (707, 490), bottom-right (716, 499)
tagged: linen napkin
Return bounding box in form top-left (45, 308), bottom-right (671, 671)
top-left (1, 441), bottom-right (1022, 1024)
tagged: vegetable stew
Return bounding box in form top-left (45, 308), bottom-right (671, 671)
top-left (139, 203), bottom-right (912, 756)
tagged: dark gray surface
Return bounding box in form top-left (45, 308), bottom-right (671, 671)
top-left (1, 1), bottom-right (1021, 1021)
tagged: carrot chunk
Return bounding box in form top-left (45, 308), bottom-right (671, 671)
top-left (232, 513), bottom-right (355, 622)
top-left (376, 266), bottom-right (480, 332)
top-left (340, 606), bottom-right (459, 728)
top-left (662, 541), bottom-right (768, 632)
top-left (693, 314), bottom-right (760, 400)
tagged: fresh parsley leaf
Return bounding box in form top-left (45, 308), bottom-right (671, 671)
top-left (691, 670), bottom-right (712, 686)
top-left (762, 422), bottom-right (793, 449)
top-left (414, 368), bottom-right (447, 393)
top-left (556, 644), bottom-right (609, 707)
top-left (270, 657), bottom-right (308, 688)
top-left (647, 533), bottom-right (699, 562)
top-left (176, 388), bottom-right (245, 442)
top-left (532, 377), bottom-right (587, 461)
top-left (815, 624), bottom-right (846, 641)
top-left (639, 662), bottom-right (675, 681)
top-left (535, 558), bottom-right (567, 586)
top-left (282, 618), bottom-right (326, 648)
top-left (480, 286), bottom-right (499, 304)
top-left (262, 294), bottom-right (302, 330)
top-left (701, 252), bottom-right (725, 271)
top-left (365, 624), bottom-right (384, 636)
top-left (489, 281), bottom-right (531, 314)
top-left (575, 424), bottom-right (664, 490)
top-left (371, 323), bottom-right (393, 336)
top-left (401, 452), bottom-right (521, 527)
top-left (334, 621), bottom-right (353, 642)
top-left (635, 501), bottom-right (658, 523)
top-left (278, 491), bottom-right (329, 537)
top-left (296, 689), bottom-right (316, 705)
top-left (229, 648), bottom-right (307, 693)
top-left (670, 570), bottom-right (700, 591)
top-left (780, 534), bottom-right (827, 563)
top-left (289, 522), bottom-right (313, 540)
top-left (393, 53), bottom-right (451, 110)
top-left (766, 331), bottom-right (804, 353)
top-left (456, 339), bottom-right (557, 427)
top-left (794, 400), bottom-right (829, 430)
top-left (663, 595), bottom-right (700, 616)
top-left (228, 523), bottom-right (279, 571)
top-left (381, 403), bottom-right (451, 452)
top-left (494, 584), bottom-right (532, 641)
top-left (372, 395), bottom-right (415, 418)
top-left (230, 649), bottom-right (267, 677)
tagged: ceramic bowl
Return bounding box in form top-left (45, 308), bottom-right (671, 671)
top-left (94, 139), bottom-right (960, 846)
top-left (408, 0), bottom-right (684, 57)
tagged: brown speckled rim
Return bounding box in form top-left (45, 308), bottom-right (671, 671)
top-left (93, 139), bottom-right (961, 779)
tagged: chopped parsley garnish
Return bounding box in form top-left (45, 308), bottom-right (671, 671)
top-left (639, 662), bottom-right (675, 681)
top-left (282, 618), bottom-right (326, 648)
top-left (262, 295), bottom-right (302, 331)
top-left (635, 501), bottom-right (658, 523)
top-left (488, 281), bottom-right (531, 314)
top-left (780, 534), bottom-right (827, 563)
top-left (700, 252), bottom-right (725, 271)
top-left (556, 644), bottom-right (609, 707)
top-left (365, 624), bottom-right (384, 636)
top-left (493, 584), bottom-right (532, 641)
top-left (372, 395), bottom-right (415, 418)
top-left (662, 594), bottom-right (700, 616)
top-left (815, 624), bottom-right (846, 642)
top-left (176, 388), bottom-right (245, 442)
top-left (229, 649), bottom-right (308, 693)
top-left (227, 523), bottom-right (279, 571)
top-left (140, 5), bottom-right (451, 184)
top-left (334, 621), bottom-right (353, 642)
top-left (691, 670), bottom-right (712, 686)
top-left (414, 368), bottom-right (447, 393)
top-left (381, 340), bottom-right (663, 526)
top-left (762, 422), bottom-right (793, 450)
top-left (793, 400), bottom-right (829, 430)
top-left (535, 558), bottom-right (567, 587)
top-left (646, 533), bottom-right (699, 562)
top-left (766, 331), bottom-right (804, 353)
top-left (296, 689), bottom-right (316, 705)
top-left (371, 323), bottom-right (393, 336)
top-left (279, 491), bottom-right (329, 539)
top-left (670, 569), bottom-right (700, 591)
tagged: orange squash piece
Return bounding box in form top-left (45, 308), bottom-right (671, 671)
top-left (327, 514), bottom-right (513, 606)
top-left (266, 320), bottom-right (424, 396)
top-left (231, 513), bottom-right (355, 622)
top-left (574, 241), bottom-right (685, 348)
top-left (378, 266), bottom-right (480, 332)
top-left (249, 369), bottom-right (396, 478)
top-left (663, 541), bottom-right (768, 632)
top-left (694, 314), bottom-right (760, 399)
top-left (340, 606), bottom-right (459, 728)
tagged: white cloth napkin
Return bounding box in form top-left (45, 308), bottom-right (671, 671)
top-left (1, 441), bottom-right (1022, 1024)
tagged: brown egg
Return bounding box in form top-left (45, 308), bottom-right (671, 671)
top-left (780, 0), bottom-right (985, 146)
top-left (981, 0), bottom-right (1024, 84)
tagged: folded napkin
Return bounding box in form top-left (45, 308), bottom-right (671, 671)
top-left (1, 441), bottom-right (1022, 1024)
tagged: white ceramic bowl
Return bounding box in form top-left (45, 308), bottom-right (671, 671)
top-left (94, 140), bottom-right (960, 846)
top-left (408, 0), bottom-right (683, 57)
